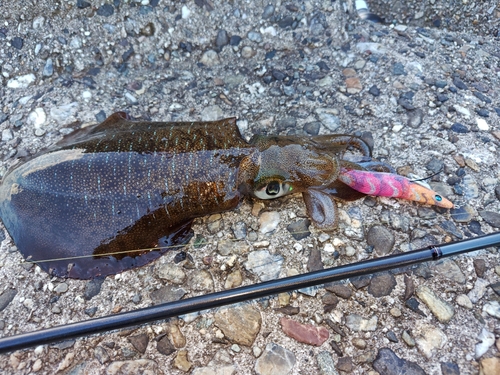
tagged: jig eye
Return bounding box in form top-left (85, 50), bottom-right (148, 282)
top-left (254, 180), bottom-right (292, 200)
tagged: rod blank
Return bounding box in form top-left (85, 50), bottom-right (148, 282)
top-left (0, 232), bottom-right (499, 354)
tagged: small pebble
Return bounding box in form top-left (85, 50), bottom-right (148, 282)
top-left (416, 326), bottom-right (447, 359)
top-left (244, 250), bottom-right (283, 281)
top-left (387, 331), bottom-right (398, 343)
top-left (407, 109), bottom-right (424, 128)
top-left (473, 259), bottom-right (487, 278)
top-left (366, 225), bottom-right (394, 255)
top-left (128, 333), bottom-right (149, 354)
top-left (262, 4), bottom-right (274, 19)
top-left (7, 73), bottom-right (36, 89)
top-left (475, 328), bottom-right (495, 358)
top-left (368, 273), bottom-right (397, 297)
top-left (54, 283), bottom-right (68, 294)
top-left (259, 211), bottom-right (280, 234)
top-left (452, 77), bottom-right (467, 90)
top-left (214, 305), bottom-right (261, 346)
top-left (483, 301), bottom-right (500, 319)
top-left (479, 358), bottom-right (500, 375)
top-left (456, 294), bottom-right (473, 309)
top-left (316, 351), bottom-right (336, 374)
top-left (392, 62), bottom-right (406, 75)
top-left (476, 108), bottom-right (489, 117)
top-left (255, 343), bottom-right (295, 375)
top-left (325, 284), bottom-right (352, 299)
top-left (440, 362), bottom-right (460, 375)
top-left (247, 31), bottom-right (263, 43)
top-left (368, 85), bottom-right (380, 96)
top-left (450, 205), bottom-right (474, 223)
top-left (0, 289), bottom-right (17, 312)
top-left (336, 357), bottom-right (353, 372)
top-left (96, 4), bottom-right (114, 17)
top-left (476, 118), bottom-right (489, 130)
top-left (232, 221), bottom-right (247, 240)
top-left (280, 317), bottom-right (329, 346)
top-left (467, 278), bottom-right (489, 304)
top-left (402, 330), bottom-right (416, 347)
top-left (479, 210), bottom-right (500, 228)
top-left (374, 348), bottom-right (425, 374)
top-left (173, 350), bottom-right (192, 372)
top-left (42, 58), bottom-right (53, 77)
top-left (241, 46), bottom-right (256, 58)
top-left (200, 49), bottom-right (222, 66)
top-left (181, 5), bottom-right (191, 19)
top-left (416, 285), bottom-right (455, 323)
top-left (451, 122), bottom-right (468, 133)
top-left (76, 0), bottom-right (91, 9)
top-left (315, 108), bottom-right (340, 131)
top-left (229, 35), bottom-right (241, 46)
top-left (10, 37), bottom-right (24, 49)
top-left (215, 29), bottom-right (229, 49)
top-left (345, 314), bottom-right (378, 332)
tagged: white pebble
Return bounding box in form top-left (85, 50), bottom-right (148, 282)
top-left (333, 238), bottom-right (344, 246)
top-left (258, 211), bottom-right (281, 234)
top-left (199, 50), bottom-right (220, 66)
top-left (253, 346), bottom-right (262, 357)
top-left (169, 103), bottom-right (184, 112)
top-left (19, 95), bottom-right (32, 105)
top-left (34, 345), bottom-right (44, 355)
top-left (50, 102), bottom-right (79, 124)
top-left (1, 129), bottom-right (13, 141)
top-left (70, 37), bottom-right (82, 49)
top-left (345, 246), bottom-right (356, 256)
top-left (236, 119), bottom-right (248, 133)
top-left (7, 73), bottom-right (36, 89)
top-left (475, 328), bottom-right (495, 358)
top-left (456, 294), bottom-right (473, 309)
top-left (454, 105), bottom-right (471, 117)
top-left (23, 298), bottom-right (34, 310)
top-left (260, 26), bottom-right (277, 36)
top-left (32, 359), bottom-right (42, 372)
top-left (476, 118), bottom-right (489, 131)
top-left (28, 108), bottom-right (47, 128)
top-left (181, 5), bottom-right (191, 19)
top-left (32, 16), bottom-right (45, 29)
top-left (81, 91), bottom-right (92, 102)
top-left (124, 92), bottom-right (138, 105)
top-left (241, 46), bottom-right (256, 59)
top-left (318, 233), bottom-right (330, 243)
top-left (483, 301), bottom-right (500, 319)
top-left (323, 243), bottom-right (335, 253)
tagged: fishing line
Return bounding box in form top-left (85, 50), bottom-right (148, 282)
top-left (12, 209), bottom-right (496, 268)
top-left (409, 168), bottom-right (445, 183)
top-left (11, 230), bottom-right (314, 266)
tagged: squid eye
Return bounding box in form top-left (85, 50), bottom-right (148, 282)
top-left (266, 181), bottom-right (281, 196)
top-left (254, 181), bottom-right (292, 200)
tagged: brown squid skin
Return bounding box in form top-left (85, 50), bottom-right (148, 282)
top-left (0, 113), bottom-right (367, 279)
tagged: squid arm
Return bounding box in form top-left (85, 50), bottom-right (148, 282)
top-left (337, 168), bottom-right (454, 209)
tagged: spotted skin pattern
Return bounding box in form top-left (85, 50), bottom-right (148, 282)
top-left (0, 113), bottom-right (453, 279)
top-left (0, 114), bottom-right (252, 278)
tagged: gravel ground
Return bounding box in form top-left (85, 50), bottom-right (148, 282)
top-left (1, 1), bottom-right (500, 374)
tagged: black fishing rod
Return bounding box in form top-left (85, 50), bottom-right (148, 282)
top-left (0, 231), bottom-right (499, 354)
